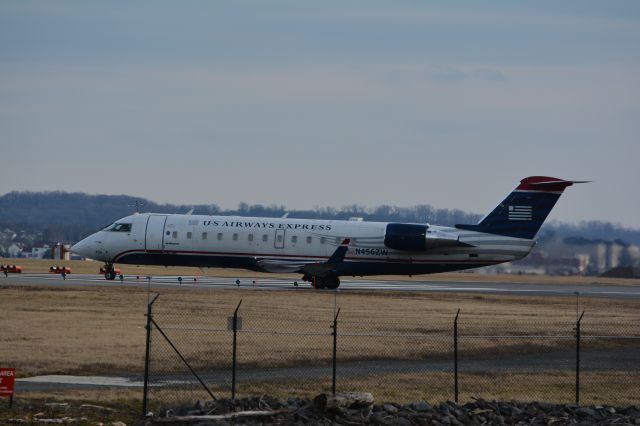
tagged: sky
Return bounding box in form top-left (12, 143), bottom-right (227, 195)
top-left (1, 1), bottom-right (639, 227)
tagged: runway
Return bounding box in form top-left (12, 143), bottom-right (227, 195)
top-left (3, 272), bottom-right (640, 299)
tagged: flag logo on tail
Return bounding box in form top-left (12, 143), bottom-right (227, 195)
top-left (508, 205), bottom-right (532, 221)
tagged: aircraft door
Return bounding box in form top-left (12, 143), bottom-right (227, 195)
top-left (274, 229), bottom-right (285, 249)
top-left (145, 215), bottom-right (167, 251)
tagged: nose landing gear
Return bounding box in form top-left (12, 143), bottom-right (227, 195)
top-left (103, 263), bottom-right (117, 280)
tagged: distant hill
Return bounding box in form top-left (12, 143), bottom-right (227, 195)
top-left (1, 191), bottom-right (639, 245)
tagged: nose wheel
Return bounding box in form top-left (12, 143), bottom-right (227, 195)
top-left (104, 264), bottom-right (117, 280)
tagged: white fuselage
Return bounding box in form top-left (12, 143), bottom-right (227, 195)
top-left (72, 213), bottom-right (534, 277)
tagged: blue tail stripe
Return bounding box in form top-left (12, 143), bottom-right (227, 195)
top-left (456, 191), bottom-right (561, 239)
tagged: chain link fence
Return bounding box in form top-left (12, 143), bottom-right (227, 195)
top-left (142, 295), bottom-right (640, 414)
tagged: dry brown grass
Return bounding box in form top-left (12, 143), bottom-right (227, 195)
top-left (1, 282), bottom-right (638, 379)
top-left (2, 282), bottom-right (637, 409)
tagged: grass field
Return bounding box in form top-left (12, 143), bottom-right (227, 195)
top-left (1, 280), bottom-right (638, 376)
top-left (1, 268), bottom-right (638, 410)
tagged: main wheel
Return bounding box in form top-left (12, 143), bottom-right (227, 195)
top-left (314, 278), bottom-right (326, 289)
top-left (324, 276), bottom-right (340, 290)
top-left (104, 270), bottom-right (117, 280)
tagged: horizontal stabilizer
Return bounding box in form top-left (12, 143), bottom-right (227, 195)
top-left (456, 176), bottom-right (587, 239)
top-left (529, 180), bottom-right (591, 186)
top-left (515, 176), bottom-right (590, 193)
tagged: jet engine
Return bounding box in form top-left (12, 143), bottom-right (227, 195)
top-left (384, 223), bottom-right (470, 251)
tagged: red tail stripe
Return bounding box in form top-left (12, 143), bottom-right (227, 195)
top-left (516, 176), bottom-right (573, 192)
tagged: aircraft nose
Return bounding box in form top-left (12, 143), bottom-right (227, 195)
top-left (70, 238), bottom-right (91, 258)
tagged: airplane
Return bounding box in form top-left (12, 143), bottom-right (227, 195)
top-left (71, 176), bottom-right (586, 288)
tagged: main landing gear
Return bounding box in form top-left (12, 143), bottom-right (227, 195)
top-left (303, 274), bottom-right (340, 290)
top-left (103, 263), bottom-right (117, 280)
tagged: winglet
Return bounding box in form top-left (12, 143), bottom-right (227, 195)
top-left (327, 238), bottom-right (350, 264)
top-left (299, 238), bottom-right (350, 278)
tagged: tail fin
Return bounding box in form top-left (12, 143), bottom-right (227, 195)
top-left (456, 176), bottom-right (587, 239)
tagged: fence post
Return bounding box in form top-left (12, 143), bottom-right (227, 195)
top-left (454, 309), bottom-right (460, 403)
top-left (142, 293), bottom-right (160, 417)
top-left (331, 307), bottom-right (341, 396)
top-left (150, 317), bottom-right (217, 401)
top-left (231, 299), bottom-right (242, 400)
top-left (575, 310), bottom-right (585, 404)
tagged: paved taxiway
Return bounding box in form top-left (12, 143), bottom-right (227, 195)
top-left (16, 346), bottom-right (638, 392)
top-left (3, 273), bottom-right (640, 298)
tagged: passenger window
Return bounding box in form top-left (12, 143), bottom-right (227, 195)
top-left (291, 236), bottom-right (297, 243)
top-left (217, 233), bottom-right (223, 240)
top-left (187, 232), bottom-right (192, 239)
top-left (320, 237), bottom-right (326, 244)
top-left (306, 236), bottom-right (312, 244)
top-left (262, 234), bottom-right (268, 242)
top-left (172, 231), bottom-right (178, 238)
top-left (233, 233), bottom-right (238, 241)
top-left (248, 234), bottom-right (254, 242)
top-left (202, 232), bottom-right (208, 240)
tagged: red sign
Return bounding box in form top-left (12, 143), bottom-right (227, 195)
top-left (0, 368), bottom-right (15, 396)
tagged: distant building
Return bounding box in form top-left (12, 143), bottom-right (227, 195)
top-left (486, 237), bottom-right (640, 276)
top-left (7, 243), bottom-right (23, 258)
top-left (601, 266), bottom-right (640, 279)
top-left (21, 244), bottom-right (50, 259)
top-left (497, 252), bottom-right (585, 276)
top-left (564, 239), bottom-right (633, 275)
top-left (50, 243), bottom-right (70, 260)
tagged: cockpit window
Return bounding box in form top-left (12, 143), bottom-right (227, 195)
top-left (103, 223), bottom-right (132, 232)
top-left (113, 223), bottom-right (132, 232)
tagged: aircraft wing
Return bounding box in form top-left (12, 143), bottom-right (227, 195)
top-left (254, 259), bottom-right (311, 273)
top-left (254, 239), bottom-right (351, 275)
top-left (299, 238), bottom-right (350, 278)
